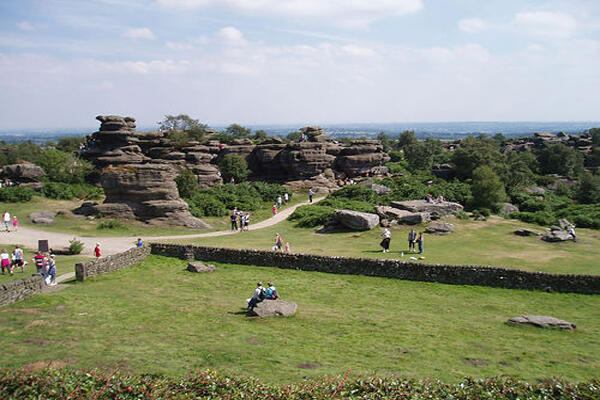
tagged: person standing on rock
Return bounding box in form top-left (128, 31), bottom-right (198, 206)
top-left (94, 243), bottom-right (101, 258)
top-left (408, 229), bottom-right (417, 253)
top-left (2, 210), bottom-right (10, 232)
top-left (308, 189), bottom-right (314, 203)
top-left (380, 228), bottom-right (391, 253)
top-left (417, 232), bottom-right (424, 254)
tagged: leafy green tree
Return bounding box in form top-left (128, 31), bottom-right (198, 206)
top-left (577, 172), bottom-right (600, 204)
top-left (377, 132), bottom-right (391, 152)
top-left (6, 141), bottom-right (42, 164)
top-left (586, 147), bottom-right (600, 168)
top-left (0, 151), bottom-right (7, 167)
top-left (286, 131), bottom-right (302, 143)
top-left (452, 136), bottom-right (504, 179)
top-left (226, 124), bottom-right (251, 139)
top-left (471, 165), bottom-right (507, 208)
top-left (159, 114), bottom-right (207, 132)
top-left (537, 143), bottom-right (582, 176)
top-left (404, 142), bottom-right (433, 172)
top-left (175, 169), bottom-right (198, 199)
top-left (36, 149), bottom-right (93, 183)
top-left (590, 128), bottom-right (600, 146)
top-left (397, 130), bottom-right (418, 149)
top-left (253, 130), bottom-right (269, 142)
top-left (219, 154), bottom-right (250, 183)
top-left (56, 136), bottom-right (85, 153)
top-left (502, 151), bottom-right (536, 191)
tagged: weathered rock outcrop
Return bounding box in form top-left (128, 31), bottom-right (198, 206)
top-left (92, 164), bottom-right (210, 228)
top-left (542, 226), bottom-right (573, 242)
top-left (508, 315), bottom-right (576, 330)
top-left (373, 206), bottom-right (430, 225)
top-left (250, 300), bottom-right (297, 317)
top-left (334, 209), bottom-right (379, 231)
top-left (187, 261), bottom-right (215, 273)
top-left (29, 210), bottom-right (56, 225)
top-left (1, 163), bottom-right (46, 190)
top-left (425, 222), bottom-right (454, 235)
top-left (391, 200), bottom-right (463, 219)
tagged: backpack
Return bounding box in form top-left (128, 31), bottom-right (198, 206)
top-left (258, 288), bottom-right (266, 300)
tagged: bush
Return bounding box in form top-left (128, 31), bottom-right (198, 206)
top-left (289, 205), bottom-right (335, 227)
top-left (188, 193), bottom-right (228, 217)
top-left (43, 182), bottom-right (75, 200)
top-left (97, 220), bottom-right (124, 230)
top-left (456, 210), bottom-right (469, 220)
top-left (219, 154), bottom-right (250, 183)
top-left (250, 182), bottom-right (291, 202)
top-left (510, 211), bottom-right (557, 226)
top-left (175, 169), bottom-right (198, 199)
top-left (68, 238), bottom-right (84, 255)
top-left (0, 186), bottom-right (35, 202)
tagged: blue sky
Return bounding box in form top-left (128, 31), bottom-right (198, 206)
top-left (1, 0), bottom-right (599, 129)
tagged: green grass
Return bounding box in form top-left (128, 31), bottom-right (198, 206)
top-left (1, 255), bottom-right (599, 383)
top-left (175, 216), bottom-right (600, 276)
top-left (0, 193), bottom-right (306, 237)
top-left (0, 243), bottom-right (92, 285)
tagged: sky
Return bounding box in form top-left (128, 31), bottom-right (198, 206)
top-left (0, 0), bottom-right (599, 129)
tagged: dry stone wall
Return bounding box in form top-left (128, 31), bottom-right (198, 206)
top-left (150, 243), bottom-right (600, 294)
top-left (75, 246), bottom-right (151, 281)
top-left (0, 275), bottom-right (44, 307)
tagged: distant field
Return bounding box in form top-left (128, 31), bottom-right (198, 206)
top-left (1, 255), bottom-right (598, 383)
top-left (175, 216), bottom-right (600, 276)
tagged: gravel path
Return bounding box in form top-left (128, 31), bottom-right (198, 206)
top-left (1, 197), bottom-right (323, 257)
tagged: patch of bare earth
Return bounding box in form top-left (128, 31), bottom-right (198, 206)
top-left (1, 308), bottom-right (45, 315)
top-left (23, 361), bottom-right (69, 371)
top-left (247, 337), bottom-right (263, 345)
top-left (464, 358), bottom-right (488, 366)
top-left (24, 338), bottom-right (53, 345)
top-left (25, 320), bottom-right (55, 328)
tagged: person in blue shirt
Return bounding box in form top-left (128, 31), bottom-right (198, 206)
top-left (136, 238), bottom-right (143, 247)
top-left (265, 282), bottom-right (279, 300)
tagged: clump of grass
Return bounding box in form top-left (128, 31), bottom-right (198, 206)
top-left (97, 220), bottom-right (124, 230)
top-left (68, 238), bottom-right (84, 255)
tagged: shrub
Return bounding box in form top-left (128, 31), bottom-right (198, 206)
top-left (68, 238), bottom-right (84, 255)
top-left (97, 220), bottom-right (124, 230)
top-left (470, 166), bottom-right (507, 209)
top-left (219, 154), bottom-right (250, 183)
top-left (188, 193), bottom-right (228, 217)
top-left (456, 210), bottom-right (469, 220)
top-left (289, 205), bottom-right (335, 227)
top-left (175, 169), bottom-right (198, 199)
top-left (0, 186), bottom-right (35, 202)
top-left (250, 181), bottom-right (290, 202)
top-left (510, 211), bottom-right (557, 226)
top-left (43, 182), bottom-right (75, 200)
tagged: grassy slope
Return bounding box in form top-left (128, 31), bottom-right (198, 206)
top-left (176, 216), bottom-right (600, 275)
top-left (0, 244), bottom-right (92, 285)
top-left (0, 193), bottom-right (305, 238)
top-left (0, 255), bottom-right (598, 383)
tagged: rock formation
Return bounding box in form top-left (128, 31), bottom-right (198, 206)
top-left (83, 116), bottom-right (390, 192)
top-left (187, 261), bottom-right (215, 273)
top-left (89, 164), bottom-right (210, 228)
top-left (333, 209), bottom-right (380, 231)
top-left (425, 222), bottom-right (455, 235)
top-left (1, 163), bottom-right (46, 190)
top-left (250, 300), bottom-right (298, 317)
top-left (390, 200), bottom-right (463, 219)
top-left (507, 315), bottom-right (576, 330)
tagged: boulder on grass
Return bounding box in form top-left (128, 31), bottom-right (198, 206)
top-left (390, 200), bottom-right (463, 219)
top-left (425, 222), bottom-right (455, 235)
top-left (498, 203), bottom-right (519, 214)
top-left (187, 261), bottom-right (215, 273)
top-left (514, 228), bottom-right (542, 237)
top-left (250, 300), bottom-right (297, 317)
top-left (334, 209), bottom-right (379, 231)
top-left (507, 315), bottom-right (575, 330)
top-left (542, 227), bottom-right (573, 242)
top-left (29, 211), bottom-right (56, 225)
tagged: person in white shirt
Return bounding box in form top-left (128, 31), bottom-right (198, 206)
top-left (247, 282), bottom-right (266, 310)
top-left (2, 210), bottom-right (10, 232)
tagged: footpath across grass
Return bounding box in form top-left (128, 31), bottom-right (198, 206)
top-left (1, 255), bottom-right (599, 383)
top-left (178, 217), bottom-right (600, 276)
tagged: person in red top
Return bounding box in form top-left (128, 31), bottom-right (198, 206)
top-left (33, 251), bottom-right (45, 274)
top-left (94, 243), bottom-right (101, 258)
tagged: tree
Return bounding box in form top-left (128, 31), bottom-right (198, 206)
top-left (590, 128), bottom-right (600, 146)
top-left (470, 166), bottom-right (507, 209)
top-left (404, 142), bottom-right (433, 173)
top-left (6, 140), bottom-right (42, 164)
top-left (377, 132), bottom-right (391, 152)
top-left (452, 136), bottom-right (504, 179)
top-left (158, 114), bottom-right (206, 132)
top-left (56, 136), bottom-right (85, 153)
top-left (219, 154), bottom-right (250, 183)
top-left (253, 130), bottom-right (269, 142)
top-left (577, 172), bottom-right (600, 204)
top-left (502, 151), bottom-right (536, 191)
top-left (537, 143), bottom-right (582, 176)
top-left (36, 149), bottom-right (93, 183)
top-left (175, 169), bottom-right (198, 199)
top-left (286, 131), bottom-right (302, 143)
top-left (226, 124), bottom-right (251, 139)
top-left (397, 130), bottom-right (418, 149)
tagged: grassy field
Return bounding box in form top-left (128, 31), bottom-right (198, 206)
top-left (0, 193), bottom-right (306, 237)
top-left (0, 255), bottom-right (598, 383)
top-left (0, 243), bottom-right (92, 285)
top-left (174, 216), bottom-right (600, 276)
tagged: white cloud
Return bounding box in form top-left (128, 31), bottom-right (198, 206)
top-left (155, 0), bottom-right (423, 28)
top-left (514, 11), bottom-right (577, 39)
top-left (217, 27), bottom-right (247, 46)
top-left (123, 27), bottom-right (156, 40)
top-left (16, 21), bottom-right (34, 31)
top-left (340, 44), bottom-right (375, 57)
top-left (458, 18), bottom-right (486, 33)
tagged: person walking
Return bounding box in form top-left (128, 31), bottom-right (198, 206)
top-left (230, 209), bottom-right (238, 231)
top-left (2, 210), bottom-right (10, 232)
top-left (272, 204), bottom-right (278, 215)
top-left (283, 192), bottom-right (289, 205)
top-left (276, 195), bottom-right (282, 208)
top-left (1, 249), bottom-right (11, 275)
top-left (408, 229), bottom-right (417, 253)
top-left (94, 243), bottom-right (101, 258)
top-left (33, 251), bottom-right (45, 274)
top-left (417, 232), bottom-right (424, 254)
top-left (380, 228), bottom-right (391, 253)
top-left (47, 255), bottom-right (57, 286)
top-left (308, 189), bottom-right (314, 203)
top-left (12, 216), bottom-right (18, 231)
top-left (12, 245), bottom-right (24, 273)
top-left (274, 233), bottom-right (283, 252)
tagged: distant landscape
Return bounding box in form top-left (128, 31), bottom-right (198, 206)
top-left (2, 121), bottom-right (600, 144)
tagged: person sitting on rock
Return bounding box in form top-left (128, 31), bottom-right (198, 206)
top-left (568, 225), bottom-right (577, 242)
top-left (247, 281), bottom-right (266, 310)
top-left (436, 194), bottom-right (444, 203)
top-left (425, 194), bottom-right (433, 203)
top-left (265, 282), bottom-right (279, 300)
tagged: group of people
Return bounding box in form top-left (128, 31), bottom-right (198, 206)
top-left (1, 246), bottom-right (57, 286)
top-left (379, 228), bottom-right (424, 254)
top-left (0, 178), bottom-right (15, 188)
top-left (2, 210), bottom-right (18, 232)
top-left (425, 194), bottom-right (444, 204)
top-left (272, 192), bottom-right (290, 215)
top-left (272, 233), bottom-right (291, 253)
top-left (247, 281), bottom-right (279, 310)
top-left (230, 208), bottom-right (251, 231)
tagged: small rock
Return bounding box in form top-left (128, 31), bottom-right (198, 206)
top-left (187, 261), bottom-right (215, 273)
top-left (514, 228), bottom-right (542, 237)
top-left (507, 315), bottom-right (576, 330)
top-left (250, 300), bottom-right (297, 317)
top-left (498, 203), bottom-right (519, 214)
top-left (524, 187), bottom-right (546, 195)
top-left (425, 222), bottom-right (455, 234)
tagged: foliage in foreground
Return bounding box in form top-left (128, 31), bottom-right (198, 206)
top-left (0, 369), bottom-right (597, 400)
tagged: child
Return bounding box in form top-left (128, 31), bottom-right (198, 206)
top-left (272, 204), bottom-right (278, 215)
top-left (1, 249), bottom-right (11, 275)
top-left (94, 243), bottom-right (101, 258)
top-left (285, 242), bottom-right (291, 253)
top-left (12, 216), bottom-right (18, 231)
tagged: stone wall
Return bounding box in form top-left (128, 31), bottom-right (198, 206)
top-left (75, 246), bottom-right (151, 281)
top-left (150, 243), bottom-right (600, 294)
top-left (0, 275), bottom-right (45, 307)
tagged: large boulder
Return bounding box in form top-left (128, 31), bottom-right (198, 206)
top-left (373, 206), bottom-right (430, 225)
top-left (1, 163), bottom-right (46, 180)
top-left (542, 226), bottom-right (573, 242)
top-left (514, 228), bottom-right (542, 237)
top-left (391, 200), bottom-right (463, 219)
top-left (29, 211), bottom-right (56, 225)
top-left (334, 209), bottom-right (379, 231)
top-left (507, 315), bottom-right (576, 330)
top-left (498, 203), bottom-right (519, 215)
top-left (187, 261), bottom-right (215, 273)
top-left (250, 300), bottom-right (297, 317)
top-left (425, 222), bottom-right (454, 235)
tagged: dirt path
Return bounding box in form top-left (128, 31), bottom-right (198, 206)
top-left (2, 197), bottom-right (323, 256)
